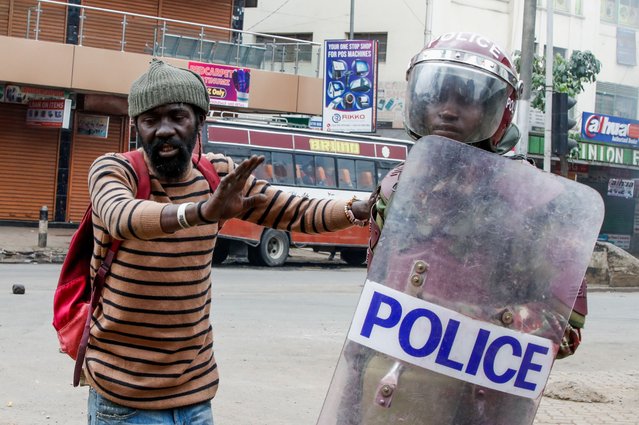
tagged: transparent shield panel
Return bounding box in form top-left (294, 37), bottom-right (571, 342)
top-left (318, 136), bottom-right (604, 425)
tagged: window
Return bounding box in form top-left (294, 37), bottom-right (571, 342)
top-left (255, 32), bottom-right (313, 62)
top-left (601, 0), bottom-right (639, 28)
top-left (352, 32), bottom-right (387, 62)
top-left (541, 44), bottom-right (568, 59)
top-left (356, 160), bottom-right (375, 191)
top-left (554, 0), bottom-right (570, 12)
top-left (295, 154), bottom-right (315, 186)
top-left (205, 143), bottom-right (249, 164)
top-left (539, 0), bottom-right (583, 15)
top-left (337, 158), bottom-right (356, 189)
top-left (315, 156), bottom-right (337, 187)
top-left (595, 82), bottom-right (639, 119)
top-left (272, 152), bottom-right (294, 185)
top-left (244, 0), bottom-right (258, 7)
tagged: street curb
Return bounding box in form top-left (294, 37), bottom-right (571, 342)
top-left (2, 248), bottom-right (637, 293)
top-left (0, 249), bottom-right (66, 264)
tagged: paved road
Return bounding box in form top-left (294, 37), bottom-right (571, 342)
top-left (0, 264), bottom-right (637, 425)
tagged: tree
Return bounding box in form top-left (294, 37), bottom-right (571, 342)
top-left (514, 50), bottom-right (601, 175)
top-left (514, 50), bottom-right (602, 112)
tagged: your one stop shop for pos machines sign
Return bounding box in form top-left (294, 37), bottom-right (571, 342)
top-left (322, 40), bottom-right (378, 133)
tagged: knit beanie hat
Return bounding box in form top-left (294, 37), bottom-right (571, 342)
top-left (128, 59), bottom-right (210, 118)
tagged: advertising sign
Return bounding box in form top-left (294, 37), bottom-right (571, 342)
top-left (607, 178), bottom-right (635, 198)
top-left (323, 39), bottom-right (378, 133)
top-left (581, 111), bottom-right (639, 148)
top-left (189, 61), bottom-right (251, 108)
top-left (77, 114), bottom-right (110, 138)
top-left (598, 233), bottom-right (631, 250)
top-left (4, 85), bottom-right (65, 104)
top-left (26, 99), bottom-right (72, 128)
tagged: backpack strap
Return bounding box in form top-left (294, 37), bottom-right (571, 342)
top-left (124, 150), bottom-right (152, 199)
top-left (72, 150), bottom-right (151, 386)
top-left (193, 154), bottom-right (221, 191)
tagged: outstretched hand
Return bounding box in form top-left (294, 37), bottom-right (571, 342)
top-left (350, 191), bottom-right (377, 221)
top-left (200, 155), bottom-right (268, 222)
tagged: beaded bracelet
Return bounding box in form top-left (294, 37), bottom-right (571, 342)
top-left (344, 196), bottom-right (369, 227)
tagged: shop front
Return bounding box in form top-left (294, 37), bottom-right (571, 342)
top-left (0, 83), bottom-right (127, 224)
top-left (528, 111), bottom-right (639, 254)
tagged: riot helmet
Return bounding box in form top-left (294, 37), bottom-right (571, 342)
top-left (404, 32), bottom-right (523, 153)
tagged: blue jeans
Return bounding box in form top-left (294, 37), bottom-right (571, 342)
top-left (88, 387), bottom-right (213, 425)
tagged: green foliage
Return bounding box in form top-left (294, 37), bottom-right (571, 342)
top-left (513, 50), bottom-right (601, 112)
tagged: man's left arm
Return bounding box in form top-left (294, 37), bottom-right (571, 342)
top-left (193, 155), bottom-right (370, 233)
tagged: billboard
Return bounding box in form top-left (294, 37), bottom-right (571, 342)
top-left (322, 39), bottom-right (378, 133)
top-left (189, 61), bottom-right (251, 108)
top-left (581, 111), bottom-right (639, 149)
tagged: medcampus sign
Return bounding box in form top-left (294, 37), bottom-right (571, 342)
top-left (581, 112), bottom-right (639, 148)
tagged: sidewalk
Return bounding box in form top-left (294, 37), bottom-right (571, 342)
top-left (0, 225), bottom-right (337, 265)
top-left (1, 225), bottom-right (636, 292)
top-left (0, 225), bottom-right (73, 263)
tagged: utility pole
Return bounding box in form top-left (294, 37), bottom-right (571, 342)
top-left (543, 0), bottom-right (554, 172)
top-left (349, 0), bottom-right (354, 40)
top-left (516, 0), bottom-right (537, 156)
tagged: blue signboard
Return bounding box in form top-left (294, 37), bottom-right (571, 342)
top-left (581, 111), bottom-right (639, 149)
top-left (322, 39), bottom-right (378, 133)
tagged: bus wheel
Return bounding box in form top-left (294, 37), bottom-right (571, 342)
top-left (212, 238), bottom-right (230, 264)
top-left (340, 249), bottom-right (367, 266)
top-left (249, 229), bottom-right (289, 267)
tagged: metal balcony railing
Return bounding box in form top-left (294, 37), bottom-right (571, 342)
top-left (24, 0), bottom-right (322, 77)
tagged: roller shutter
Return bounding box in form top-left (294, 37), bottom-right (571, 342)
top-left (0, 103), bottom-right (59, 221)
top-left (66, 114), bottom-right (125, 223)
top-left (587, 180), bottom-right (636, 235)
top-left (0, 1), bottom-right (10, 35)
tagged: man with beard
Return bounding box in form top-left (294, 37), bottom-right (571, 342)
top-left (85, 59), bottom-right (370, 424)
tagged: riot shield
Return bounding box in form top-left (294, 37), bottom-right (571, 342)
top-left (317, 136), bottom-right (604, 425)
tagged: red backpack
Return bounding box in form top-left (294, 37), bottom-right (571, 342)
top-left (52, 150), bottom-right (220, 386)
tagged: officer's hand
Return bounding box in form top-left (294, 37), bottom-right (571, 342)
top-left (351, 199), bottom-right (371, 221)
top-left (201, 155), bottom-right (268, 221)
top-left (350, 191), bottom-right (377, 221)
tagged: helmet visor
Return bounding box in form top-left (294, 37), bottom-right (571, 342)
top-left (404, 62), bottom-right (509, 143)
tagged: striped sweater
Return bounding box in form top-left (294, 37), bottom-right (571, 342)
top-left (86, 149), bottom-right (353, 409)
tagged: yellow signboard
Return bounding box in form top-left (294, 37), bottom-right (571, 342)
top-left (309, 138), bottom-right (360, 154)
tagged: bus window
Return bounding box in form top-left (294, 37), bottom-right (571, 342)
top-left (315, 156), bottom-right (336, 188)
top-left (272, 152), bottom-right (294, 185)
top-left (296, 154), bottom-right (315, 186)
top-left (337, 158), bottom-right (356, 189)
top-left (205, 143), bottom-right (249, 164)
top-left (377, 165), bottom-right (394, 182)
top-left (356, 160), bottom-right (375, 191)
top-left (251, 150), bottom-right (273, 182)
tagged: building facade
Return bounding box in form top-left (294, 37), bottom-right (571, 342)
top-left (0, 0), bottom-right (322, 223)
top-left (244, 0), bottom-right (639, 252)
top-left (3, 0), bottom-right (639, 254)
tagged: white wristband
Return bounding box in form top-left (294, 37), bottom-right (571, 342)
top-left (176, 202), bottom-right (194, 229)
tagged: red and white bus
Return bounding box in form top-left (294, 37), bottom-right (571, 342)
top-left (203, 117), bottom-right (413, 266)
